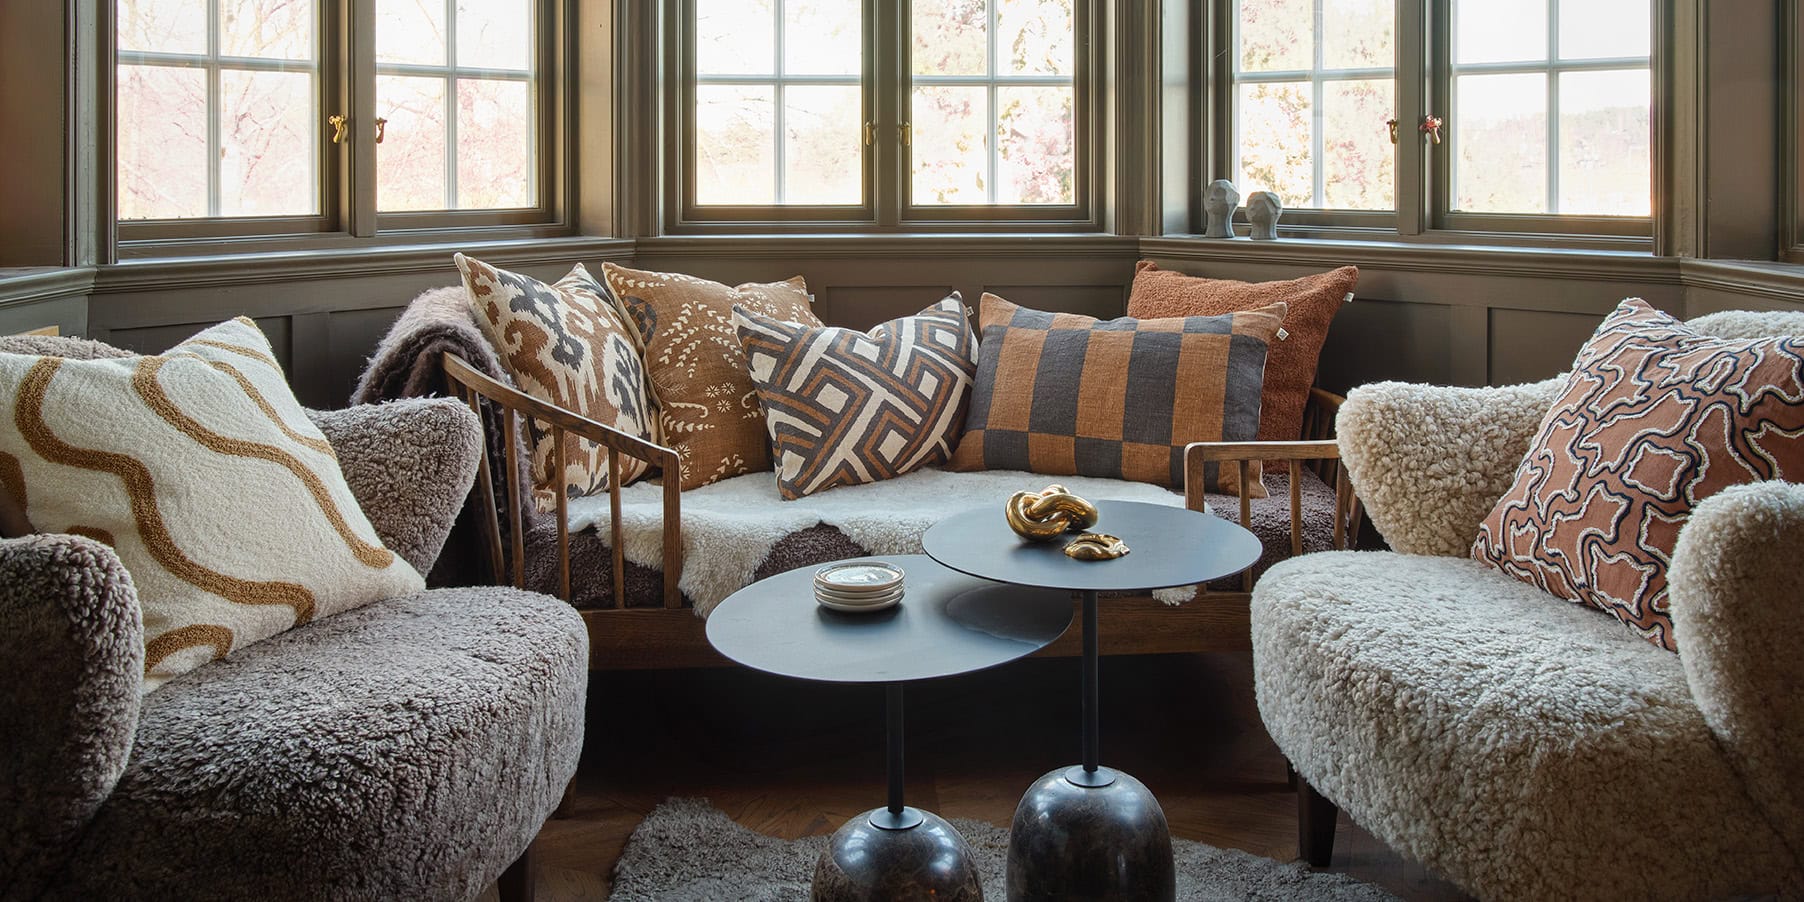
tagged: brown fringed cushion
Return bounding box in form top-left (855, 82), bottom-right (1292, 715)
top-left (947, 293), bottom-right (1284, 496)
top-left (603, 263), bottom-right (822, 490)
top-left (458, 255), bottom-right (657, 512)
top-left (1472, 299), bottom-right (1804, 651)
top-left (1127, 261), bottom-right (1356, 443)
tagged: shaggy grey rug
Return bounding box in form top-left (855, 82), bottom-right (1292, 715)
top-left (611, 798), bottom-right (1399, 901)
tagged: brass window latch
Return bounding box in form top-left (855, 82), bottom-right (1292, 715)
top-left (374, 117), bottom-right (387, 144)
top-left (1386, 115), bottom-right (1443, 144)
top-left (864, 121), bottom-right (875, 146)
top-left (329, 113), bottom-right (348, 144)
top-left (900, 122), bottom-right (912, 147)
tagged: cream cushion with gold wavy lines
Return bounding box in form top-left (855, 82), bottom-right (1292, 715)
top-left (0, 317), bottom-right (424, 691)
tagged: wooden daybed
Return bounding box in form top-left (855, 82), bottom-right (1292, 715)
top-left (442, 353), bottom-right (1362, 670)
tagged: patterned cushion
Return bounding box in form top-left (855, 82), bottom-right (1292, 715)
top-left (734, 295), bottom-right (978, 499)
top-left (602, 263), bottom-right (822, 490)
top-left (458, 255), bottom-right (656, 511)
top-left (0, 318), bottom-right (424, 690)
top-left (1472, 299), bottom-right (1804, 650)
top-left (946, 293), bottom-right (1285, 495)
top-left (1127, 261), bottom-right (1357, 443)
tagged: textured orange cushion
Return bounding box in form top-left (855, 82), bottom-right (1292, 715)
top-left (1472, 299), bottom-right (1804, 651)
top-left (1127, 261), bottom-right (1357, 443)
top-left (947, 293), bottom-right (1285, 496)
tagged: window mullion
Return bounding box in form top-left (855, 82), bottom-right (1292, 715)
top-left (986, 0), bottom-right (998, 204)
top-left (878, 0), bottom-right (900, 226)
top-left (206, 0), bottom-right (222, 217)
top-left (1396, 0), bottom-right (1428, 235)
top-left (1311, 0), bottom-right (1326, 208)
top-left (444, 0), bottom-right (459, 210)
top-left (774, 0), bottom-right (787, 204)
top-left (1545, 0), bottom-right (1560, 214)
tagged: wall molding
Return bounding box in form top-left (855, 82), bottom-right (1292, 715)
top-left (0, 266), bottom-right (94, 310)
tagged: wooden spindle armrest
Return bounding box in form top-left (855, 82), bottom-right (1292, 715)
top-left (1182, 436), bottom-right (1364, 588)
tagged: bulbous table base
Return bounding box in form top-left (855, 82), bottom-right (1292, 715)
top-left (812, 807), bottom-right (983, 901)
top-left (1005, 766), bottom-right (1176, 901)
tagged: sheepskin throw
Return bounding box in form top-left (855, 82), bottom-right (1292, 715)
top-left (947, 293), bottom-right (1284, 497)
top-left (734, 295), bottom-right (978, 499)
top-left (0, 318), bottom-right (423, 690)
top-left (1472, 298), bottom-right (1804, 650)
top-left (603, 263), bottom-right (822, 490)
top-left (1127, 261), bottom-right (1356, 446)
top-left (457, 255), bottom-right (656, 511)
top-left (564, 468), bottom-right (1195, 614)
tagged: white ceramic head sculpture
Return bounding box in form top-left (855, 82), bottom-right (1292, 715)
top-left (1247, 191), bottom-right (1283, 240)
top-left (1203, 179), bottom-right (1240, 238)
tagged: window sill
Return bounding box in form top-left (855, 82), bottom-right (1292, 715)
top-left (1140, 234), bottom-right (1670, 284)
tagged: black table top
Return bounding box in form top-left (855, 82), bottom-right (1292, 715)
top-left (922, 500), bottom-right (1262, 592)
top-left (705, 555), bottom-right (1074, 684)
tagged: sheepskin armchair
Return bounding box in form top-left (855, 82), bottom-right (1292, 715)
top-left (0, 333), bottom-right (588, 901)
top-left (1251, 311), bottom-right (1804, 901)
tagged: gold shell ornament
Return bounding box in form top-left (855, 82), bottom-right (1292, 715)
top-left (1063, 533), bottom-right (1131, 561)
top-left (1005, 485), bottom-right (1101, 541)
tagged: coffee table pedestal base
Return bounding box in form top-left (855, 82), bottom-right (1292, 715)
top-left (1005, 766), bottom-right (1176, 902)
top-left (812, 807), bottom-right (982, 902)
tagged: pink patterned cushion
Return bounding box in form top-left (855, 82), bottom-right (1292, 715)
top-left (1472, 298), bottom-right (1804, 650)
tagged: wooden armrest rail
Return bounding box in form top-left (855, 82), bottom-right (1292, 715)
top-left (442, 352), bottom-right (685, 609)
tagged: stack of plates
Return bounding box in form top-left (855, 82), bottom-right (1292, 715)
top-left (814, 562), bottom-right (906, 613)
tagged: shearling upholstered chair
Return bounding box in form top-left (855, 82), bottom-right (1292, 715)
top-left (1, 335), bottom-right (587, 902)
top-left (1250, 310), bottom-right (1804, 901)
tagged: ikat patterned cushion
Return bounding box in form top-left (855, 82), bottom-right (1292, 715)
top-left (734, 295), bottom-right (978, 500)
top-left (458, 255), bottom-right (656, 511)
top-left (1472, 298), bottom-right (1804, 651)
top-left (946, 293), bottom-right (1285, 496)
top-left (0, 317), bottom-right (424, 691)
top-left (603, 263), bottom-right (822, 490)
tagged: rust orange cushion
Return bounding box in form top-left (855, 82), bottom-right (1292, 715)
top-left (947, 293), bottom-right (1285, 496)
top-left (1127, 261), bottom-right (1357, 443)
top-left (1472, 298), bottom-right (1804, 651)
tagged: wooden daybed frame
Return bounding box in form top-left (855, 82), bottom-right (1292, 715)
top-left (443, 352), bottom-right (1361, 670)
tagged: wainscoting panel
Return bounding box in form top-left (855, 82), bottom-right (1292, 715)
top-left (817, 286), bottom-right (957, 331)
top-left (1313, 298), bottom-right (1456, 394)
top-left (981, 284), bottom-right (1127, 318)
top-left (1488, 308), bottom-right (1602, 385)
top-left (104, 315), bottom-right (294, 367)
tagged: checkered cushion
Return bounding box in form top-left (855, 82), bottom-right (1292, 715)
top-left (735, 295), bottom-right (978, 499)
top-left (947, 293), bottom-right (1284, 496)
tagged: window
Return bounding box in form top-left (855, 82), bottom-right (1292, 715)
top-left (671, 0), bottom-right (1091, 229)
top-left (1212, 0), bottom-right (1654, 239)
top-left (114, 0), bottom-right (556, 244)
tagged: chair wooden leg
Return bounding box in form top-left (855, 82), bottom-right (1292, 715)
top-left (1298, 776), bottom-right (1339, 868)
top-left (553, 779), bottom-right (577, 819)
top-left (1285, 761), bottom-right (1298, 790)
top-left (498, 846), bottom-right (534, 902)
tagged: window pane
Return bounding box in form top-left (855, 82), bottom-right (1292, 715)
top-left (1455, 0), bottom-right (1547, 64)
top-left (912, 0), bottom-right (987, 77)
top-left (696, 0), bottom-right (774, 76)
top-left (1237, 0), bottom-right (1311, 72)
top-left (117, 65), bottom-right (208, 220)
top-left (218, 69), bottom-right (317, 215)
top-left (1322, 79), bottom-right (1393, 210)
top-left (456, 79), bottom-right (535, 209)
top-left (1321, 0), bottom-right (1392, 69)
top-left (695, 85), bottom-right (775, 205)
top-left (118, 0), bottom-right (204, 55)
top-left (377, 75), bottom-right (449, 211)
top-left (785, 0), bottom-right (860, 76)
top-left (996, 86), bottom-right (1074, 204)
top-left (1454, 72), bottom-right (1548, 213)
top-left (377, 0), bottom-right (447, 66)
top-left (1559, 0), bottom-right (1651, 60)
top-left (912, 86), bottom-right (989, 205)
top-left (456, 0), bottom-right (533, 72)
top-left (783, 85), bottom-right (862, 205)
top-left (1558, 70), bottom-right (1651, 215)
top-left (221, 0), bottom-right (314, 60)
top-left (996, 0), bottom-right (1074, 77)
top-left (1236, 82), bottom-right (1313, 207)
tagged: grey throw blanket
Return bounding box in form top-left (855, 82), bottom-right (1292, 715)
top-left (350, 284), bottom-right (524, 588)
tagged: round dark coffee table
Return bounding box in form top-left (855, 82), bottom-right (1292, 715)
top-left (923, 500), bottom-right (1262, 901)
top-left (706, 554), bottom-right (1073, 902)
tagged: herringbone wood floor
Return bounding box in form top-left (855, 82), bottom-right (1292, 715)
top-left (492, 652), bottom-right (1471, 901)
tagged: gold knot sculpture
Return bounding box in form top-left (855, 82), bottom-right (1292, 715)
top-left (1004, 485), bottom-right (1132, 561)
top-left (1063, 533), bottom-right (1130, 561)
top-left (1005, 485), bottom-right (1099, 541)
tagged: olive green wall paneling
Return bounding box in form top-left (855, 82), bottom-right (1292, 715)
top-left (1702, 0), bottom-right (1783, 261)
top-left (1788, 1), bottom-right (1804, 263)
top-left (1487, 309), bottom-right (1600, 385)
top-left (0, 4), bottom-right (69, 266)
top-left (816, 287), bottom-right (959, 332)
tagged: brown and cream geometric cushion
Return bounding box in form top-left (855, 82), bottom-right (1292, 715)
top-left (1472, 298), bottom-right (1804, 651)
top-left (457, 254), bottom-right (656, 511)
top-left (735, 295), bottom-right (978, 500)
top-left (946, 293), bottom-right (1285, 496)
top-left (602, 263), bottom-right (822, 490)
top-left (1127, 261), bottom-right (1357, 444)
top-left (0, 317), bottom-right (424, 691)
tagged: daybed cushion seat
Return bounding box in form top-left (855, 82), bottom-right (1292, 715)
top-left (526, 469), bottom-right (1341, 609)
top-left (1251, 550), bottom-right (1796, 901)
top-left (43, 587), bottom-right (588, 902)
